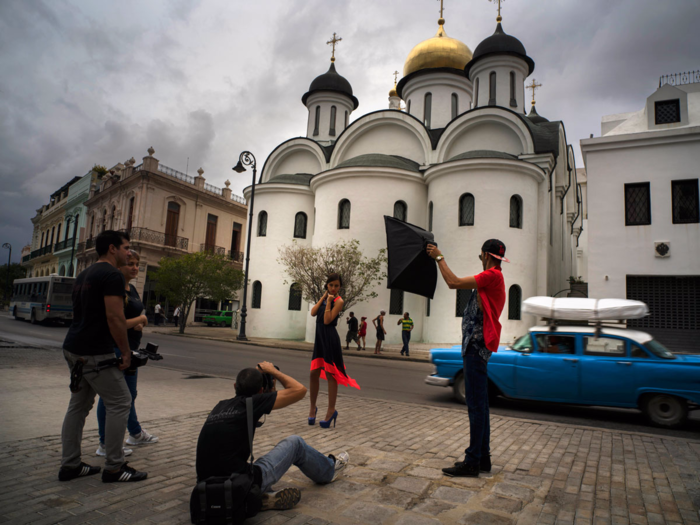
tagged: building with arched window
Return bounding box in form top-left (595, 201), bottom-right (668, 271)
top-left (242, 11), bottom-right (585, 344)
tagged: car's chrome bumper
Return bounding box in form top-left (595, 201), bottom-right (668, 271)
top-left (425, 375), bottom-right (450, 387)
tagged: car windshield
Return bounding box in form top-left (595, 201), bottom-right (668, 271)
top-left (510, 334), bottom-right (533, 352)
top-left (644, 339), bottom-right (675, 359)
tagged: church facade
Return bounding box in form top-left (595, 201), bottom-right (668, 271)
top-left (244, 13), bottom-right (584, 345)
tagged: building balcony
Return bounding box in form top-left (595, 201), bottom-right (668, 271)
top-left (22, 254), bottom-right (30, 263)
top-left (200, 244), bottom-right (226, 255)
top-left (228, 250), bottom-right (244, 263)
top-left (129, 227), bottom-right (189, 251)
top-left (54, 238), bottom-right (76, 253)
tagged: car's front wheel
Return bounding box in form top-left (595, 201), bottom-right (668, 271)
top-left (219, 321), bottom-right (227, 327)
top-left (642, 394), bottom-right (688, 428)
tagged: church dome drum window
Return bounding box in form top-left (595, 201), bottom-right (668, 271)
top-left (489, 72), bottom-right (497, 106)
top-left (257, 211), bottom-right (268, 237)
top-left (451, 93), bottom-right (459, 120)
top-left (509, 195), bottom-right (523, 229)
top-left (428, 201), bottom-right (434, 232)
top-left (393, 201), bottom-right (407, 222)
top-left (294, 212), bottom-right (308, 239)
top-left (459, 193), bottom-right (475, 226)
top-left (313, 106), bottom-right (321, 136)
top-left (424, 93), bottom-right (432, 128)
top-left (330, 106), bottom-right (337, 136)
top-left (509, 72), bottom-right (517, 108)
top-left (338, 199), bottom-right (351, 229)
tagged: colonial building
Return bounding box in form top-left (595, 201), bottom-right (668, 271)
top-left (581, 71), bottom-right (700, 352)
top-left (243, 12), bottom-right (585, 345)
top-left (23, 177), bottom-right (81, 277)
top-left (75, 147), bottom-right (248, 323)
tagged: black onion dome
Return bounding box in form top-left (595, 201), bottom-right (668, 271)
top-left (465, 23), bottom-right (535, 77)
top-left (302, 62), bottom-right (359, 109)
top-left (526, 105), bottom-right (549, 124)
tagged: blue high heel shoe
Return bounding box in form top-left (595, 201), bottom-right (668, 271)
top-left (319, 410), bottom-right (338, 429)
top-left (308, 407), bottom-right (317, 426)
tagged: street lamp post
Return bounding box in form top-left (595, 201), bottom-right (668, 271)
top-left (232, 151), bottom-right (257, 341)
top-left (2, 243), bottom-right (11, 301)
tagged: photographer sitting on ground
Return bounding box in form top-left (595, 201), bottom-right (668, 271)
top-left (195, 361), bottom-right (349, 511)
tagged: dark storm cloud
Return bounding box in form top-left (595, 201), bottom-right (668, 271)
top-left (1, 0), bottom-right (699, 262)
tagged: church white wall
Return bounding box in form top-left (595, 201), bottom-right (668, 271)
top-left (273, 150), bottom-right (325, 178)
top-left (582, 137), bottom-right (700, 300)
top-left (424, 159), bottom-right (543, 345)
top-left (402, 72), bottom-right (473, 129)
top-left (309, 168), bottom-right (428, 344)
top-left (305, 92), bottom-right (354, 144)
top-left (443, 121), bottom-right (525, 159)
top-left (337, 121), bottom-right (428, 166)
top-left (243, 185), bottom-right (315, 340)
top-left (470, 56), bottom-right (529, 115)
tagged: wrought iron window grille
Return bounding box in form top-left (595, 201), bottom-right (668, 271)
top-left (252, 281), bottom-right (262, 309)
top-left (654, 99), bottom-right (681, 125)
top-left (624, 183), bottom-right (651, 226)
top-left (389, 289), bottom-right (404, 315)
top-left (288, 284), bottom-right (302, 311)
top-left (508, 285), bottom-right (522, 320)
top-left (671, 179), bottom-right (699, 224)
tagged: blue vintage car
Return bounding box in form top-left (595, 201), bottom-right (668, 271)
top-left (425, 326), bottom-right (700, 428)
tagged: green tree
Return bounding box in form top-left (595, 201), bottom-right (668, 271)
top-left (154, 252), bottom-right (244, 334)
top-left (92, 164), bottom-right (108, 176)
top-left (1, 263), bottom-right (27, 305)
top-left (277, 239), bottom-right (387, 312)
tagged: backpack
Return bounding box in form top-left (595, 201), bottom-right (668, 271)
top-left (190, 398), bottom-right (263, 524)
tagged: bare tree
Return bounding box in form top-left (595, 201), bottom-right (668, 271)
top-left (278, 240), bottom-right (387, 311)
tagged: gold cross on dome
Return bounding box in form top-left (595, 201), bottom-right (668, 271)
top-left (393, 70), bottom-right (399, 84)
top-left (327, 32), bottom-right (342, 62)
top-left (527, 78), bottom-right (542, 106)
top-left (489, 0), bottom-right (504, 22)
top-left (437, 0), bottom-right (445, 20)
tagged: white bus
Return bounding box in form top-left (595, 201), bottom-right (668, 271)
top-left (10, 275), bottom-right (75, 325)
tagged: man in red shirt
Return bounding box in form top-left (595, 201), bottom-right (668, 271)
top-left (427, 239), bottom-right (508, 477)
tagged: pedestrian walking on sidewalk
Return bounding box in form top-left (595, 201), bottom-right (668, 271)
top-left (309, 273), bottom-right (361, 429)
top-left (95, 250), bottom-right (158, 458)
top-left (59, 230), bottom-right (148, 484)
top-left (358, 316), bottom-right (368, 350)
top-left (154, 302), bottom-right (162, 326)
top-left (398, 312), bottom-right (414, 356)
top-left (345, 312), bottom-right (361, 350)
top-left (372, 311), bottom-right (386, 354)
top-left (427, 239), bottom-right (508, 478)
top-left (173, 304), bottom-right (181, 327)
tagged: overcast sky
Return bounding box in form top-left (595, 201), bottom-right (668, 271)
top-left (1, 0), bottom-right (699, 262)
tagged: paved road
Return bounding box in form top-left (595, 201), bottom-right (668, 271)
top-left (1, 314), bottom-right (698, 438)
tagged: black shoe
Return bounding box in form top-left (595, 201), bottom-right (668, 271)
top-left (454, 454), bottom-right (491, 472)
top-left (101, 462), bottom-right (148, 483)
top-left (58, 462), bottom-right (101, 481)
top-left (443, 462), bottom-right (479, 478)
top-left (260, 488), bottom-right (301, 511)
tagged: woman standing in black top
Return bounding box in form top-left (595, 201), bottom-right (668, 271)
top-left (96, 251), bottom-right (159, 456)
top-left (309, 273), bottom-right (360, 429)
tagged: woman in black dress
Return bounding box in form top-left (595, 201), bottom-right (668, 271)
top-left (309, 273), bottom-right (360, 428)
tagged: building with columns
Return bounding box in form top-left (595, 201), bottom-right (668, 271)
top-left (243, 11), bottom-right (585, 345)
top-left (75, 148), bottom-right (248, 323)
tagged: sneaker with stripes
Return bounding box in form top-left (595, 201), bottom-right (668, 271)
top-left (101, 462), bottom-right (148, 483)
top-left (125, 428), bottom-right (159, 445)
top-left (58, 462), bottom-right (101, 481)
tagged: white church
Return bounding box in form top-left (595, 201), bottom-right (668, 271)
top-left (243, 10), bottom-right (585, 345)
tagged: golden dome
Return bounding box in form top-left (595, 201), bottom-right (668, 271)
top-left (403, 22), bottom-right (473, 78)
top-left (389, 82), bottom-right (398, 97)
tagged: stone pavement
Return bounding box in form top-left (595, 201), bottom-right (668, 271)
top-left (1, 392), bottom-right (699, 525)
top-left (146, 325), bottom-right (446, 363)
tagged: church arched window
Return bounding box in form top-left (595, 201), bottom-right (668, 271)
top-left (459, 193), bottom-right (475, 226)
top-left (393, 200), bottom-right (407, 222)
top-left (489, 72), bottom-right (497, 106)
top-left (509, 195), bottom-right (523, 229)
top-left (424, 93), bottom-right (432, 128)
top-left (451, 93), bottom-right (459, 119)
top-left (288, 283), bottom-right (302, 311)
top-left (252, 281), bottom-right (262, 309)
top-left (509, 72), bottom-right (517, 107)
top-left (329, 106), bottom-right (337, 136)
top-left (293, 212), bottom-right (307, 239)
top-left (407, 99), bottom-right (411, 114)
top-left (257, 211), bottom-right (268, 237)
top-left (508, 285), bottom-right (522, 320)
top-left (474, 78), bottom-right (480, 107)
top-left (428, 201), bottom-right (433, 232)
top-left (344, 111), bottom-right (348, 129)
top-left (313, 106), bottom-right (320, 136)
top-left (338, 199), bottom-right (351, 229)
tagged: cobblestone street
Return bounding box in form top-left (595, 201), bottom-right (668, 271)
top-left (1, 392), bottom-right (699, 525)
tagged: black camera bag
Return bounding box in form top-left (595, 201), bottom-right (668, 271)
top-left (190, 398), bottom-right (262, 524)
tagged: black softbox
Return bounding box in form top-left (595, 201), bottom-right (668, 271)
top-left (384, 216), bottom-right (438, 299)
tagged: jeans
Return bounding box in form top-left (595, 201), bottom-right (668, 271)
top-left (61, 350), bottom-right (131, 471)
top-left (254, 435), bottom-right (335, 493)
top-left (401, 331), bottom-right (411, 354)
top-left (463, 347), bottom-right (490, 466)
top-left (97, 346), bottom-right (142, 443)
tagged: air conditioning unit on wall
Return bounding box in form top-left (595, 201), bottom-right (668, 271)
top-left (654, 241), bottom-right (670, 258)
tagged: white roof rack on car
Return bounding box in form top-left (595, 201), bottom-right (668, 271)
top-left (522, 297), bottom-right (649, 322)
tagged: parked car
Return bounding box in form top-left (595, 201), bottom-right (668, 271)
top-left (202, 311), bottom-right (234, 327)
top-left (425, 326), bottom-right (700, 428)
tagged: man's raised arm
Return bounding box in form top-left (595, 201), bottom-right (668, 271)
top-left (258, 361), bottom-right (307, 410)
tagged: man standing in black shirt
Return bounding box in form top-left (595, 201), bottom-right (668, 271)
top-left (345, 312), bottom-right (361, 350)
top-left (196, 362), bottom-right (349, 511)
top-left (59, 230), bottom-right (148, 483)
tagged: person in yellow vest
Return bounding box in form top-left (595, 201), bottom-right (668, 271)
top-left (397, 312), bottom-right (414, 357)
